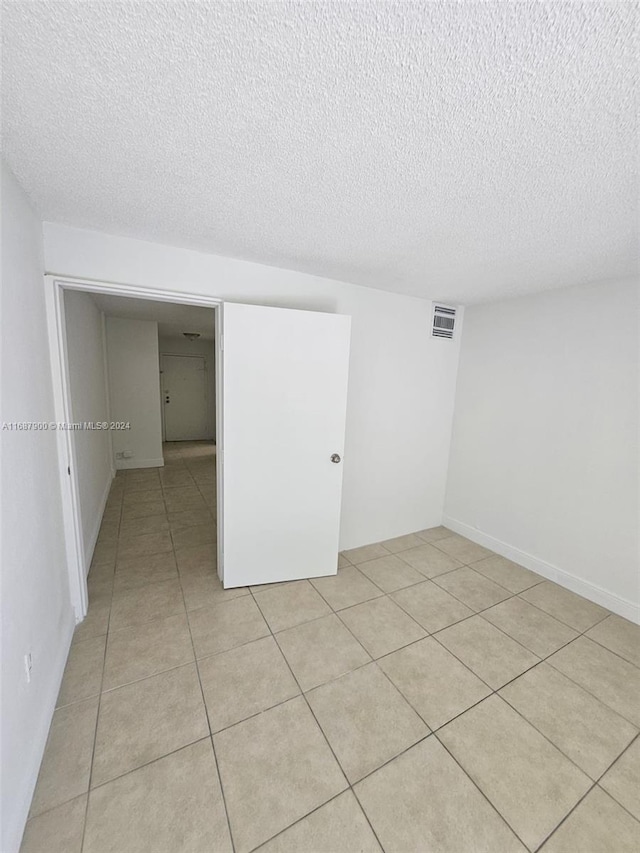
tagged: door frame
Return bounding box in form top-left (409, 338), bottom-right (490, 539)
top-left (44, 274), bottom-right (222, 621)
top-left (159, 353), bottom-right (211, 442)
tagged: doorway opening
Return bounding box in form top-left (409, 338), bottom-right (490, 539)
top-left (45, 275), bottom-right (222, 621)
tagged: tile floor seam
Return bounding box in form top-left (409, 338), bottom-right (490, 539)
top-left (247, 586), bottom-right (389, 851)
top-left (175, 481), bottom-right (238, 853)
top-left (243, 790), bottom-right (354, 853)
top-left (431, 729), bottom-right (532, 852)
top-left (79, 530), bottom-right (116, 853)
top-left (514, 589), bottom-right (612, 634)
top-left (46, 492), bottom-right (639, 853)
top-left (332, 591), bottom-right (428, 659)
top-left (578, 630), bottom-right (640, 671)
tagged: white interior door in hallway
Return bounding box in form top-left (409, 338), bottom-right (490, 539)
top-left (161, 354), bottom-right (209, 441)
top-left (220, 302), bottom-right (351, 588)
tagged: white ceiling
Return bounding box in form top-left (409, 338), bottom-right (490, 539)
top-left (90, 293), bottom-right (215, 339)
top-left (2, 1), bottom-right (637, 304)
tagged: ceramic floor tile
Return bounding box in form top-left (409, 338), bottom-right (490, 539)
top-left (379, 533), bottom-right (425, 553)
top-left (439, 695), bottom-right (591, 851)
top-left (339, 596), bottom-right (426, 659)
top-left (83, 740), bottom-right (232, 853)
top-left (310, 566), bottom-right (383, 611)
top-left (118, 514), bottom-right (170, 539)
top-left (391, 580), bottom-right (473, 633)
top-left (116, 530), bottom-right (173, 560)
top-left (415, 525), bottom-right (452, 542)
top-left (470, 555), bottom-right (543, 593)
top-left (538, 787), bottom-right (640, 853)
top-left (113, 551), bottom-right (178, 592)
top-left (254, 790), bottom-right (382, 853)
top-left (86, 575), bottom-right (114, 606)
top-left (435, 615), bottom-right (539, 689)
top-left (483, 596), bottom-right (578, 657)
top-left (586, 614), bottom-right (640, 668)
top-left (180, 571), bottom-right (249, 611)
top-left (72, 602), bottom-right (110, 644)
top-left (29, 697), bottom-right (98, 817)
top-left (396, 543), bottom-right (463, 577)
top-left (433, 566), bottom-right (512, 611)
top-left (432, 535), bottom-right (492, 564)
top-left (337, 552), bottom-right (351, 568)
top-left (56, 635), bottom-right (105, 708)
top-left (379, 636), bottom-right (491, 730)
top-left (120, 499), bottom-right (166, 519)
top-left (500, 663), bottom-right (638, 779)
top-left (188, 595), bottom-right (270, 658)
top-left (355, 737), bottom-right (526, 852)
top-left (20, 794), bottom-right (87, 853)
top-left (343, 543), bottom-right (390, 564)
top-left (171, 522), bottom-right (216, 551)
top-left (102, 612), bottom-right (194, 690)
top-left (213, 696), bottom-right (347, 853)
top-left (520, 581), bottom-right (610, 632)
top-left (548, 637), bottom-right (640, 726)
top-left (109, 579), bottom-right (185, 632)
top-left (92, 664), bottom-right (208, 786)
top-left (356, 554), bottom-right (424, 593)
top-left (121, 488), bottom-right (163, 506)
top-left (253, 580), bottom-right (331, 632)
top-left (198, 636), bottom-right (299, 732)
top-left (175, 542), bottom-right (217, 575)
top-left (599, 737), bottom-right (640, 821)
top-left (168, 509), bottom-right (214, 532)
top-left (307, 663), bottom-right (428, 782)
top-left (276, 613), bottom-right (370, 691)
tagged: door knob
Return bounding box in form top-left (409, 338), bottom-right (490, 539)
top-left (330, 453), bottom-right (341, 463)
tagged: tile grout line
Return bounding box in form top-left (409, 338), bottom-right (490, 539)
top-left (42, 509), bottom-right (639, 850)
top-left (79, 476), bottom-right (122, 853)
top-left (248, 586), bottom-right (388, 853)
top-left (529, 729), bottom-right (640, 851)
top-left (169, 446), bottom-right (238, 853)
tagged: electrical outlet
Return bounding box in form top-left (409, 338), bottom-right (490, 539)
top-left (115, 452), bottom-right (124, 460)
top-left (123, 451), bottom-right (134, 459)
top-left (24, 652), bottom-right (32, 683)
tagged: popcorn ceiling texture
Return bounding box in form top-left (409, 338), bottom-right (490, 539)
top-left (2, 0), bottom-right (637, 303)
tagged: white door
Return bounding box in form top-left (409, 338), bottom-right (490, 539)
top-left (161, 354), bottom-right (208, 441)
top-left (220, 302), bottom-right (351, 587)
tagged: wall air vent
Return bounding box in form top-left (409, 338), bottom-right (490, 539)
top-left (431, 303), bottom-right (456, 339)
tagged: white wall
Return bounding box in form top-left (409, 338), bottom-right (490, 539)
top-left (105, 317), bottom-right (164, 469)
top-left (159, 335), bottom-right (216, 440)
top-left (44, 223), bottom-right (463, 548)
top-left (1, 164), bottom-right (76, 853)
top-left (444, 279), bottom-right (639, 621)
top-left (64, 290), bottom-right (113, 566)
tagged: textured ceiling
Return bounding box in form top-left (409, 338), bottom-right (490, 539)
top-left (2, 1), bottom-right (637, 303)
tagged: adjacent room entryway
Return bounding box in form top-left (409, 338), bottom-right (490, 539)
top-left (161, 354), bottom-right (208, 441)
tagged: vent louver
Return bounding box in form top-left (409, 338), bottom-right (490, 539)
top-left (432, 304), bottom-right (456, 339)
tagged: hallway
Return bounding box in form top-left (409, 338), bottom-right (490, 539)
top-left (21, 443), bottom-right (640, 852)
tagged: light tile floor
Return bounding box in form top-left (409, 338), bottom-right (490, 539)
top-left (22, 441), bottom-right (640, 852)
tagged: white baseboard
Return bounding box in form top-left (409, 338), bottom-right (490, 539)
top-left (115, 457), bottom-right (164, 470)
top-left (442, 516), bottom-right (639, 625)
top-left (8, 614), bottom-right (75, 853)
top-left (84, 471), bottom-right (114, 574)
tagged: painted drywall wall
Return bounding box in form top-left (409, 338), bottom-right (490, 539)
top-left (105, 316), bottom-right (164, 469)
top-left (1, 164), bottom-right (76, 853)
top-left (44, 223), bottom-right (463, 548)
top-left (444, 279), bottom-right (639, 621)
top-left (63, 290), bottom-right (113, 566)
top-left (158, 335), bottom-right (216, 440)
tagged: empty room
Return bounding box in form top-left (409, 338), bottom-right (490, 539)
top-left (1, 2), bottom-right (637, 853)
